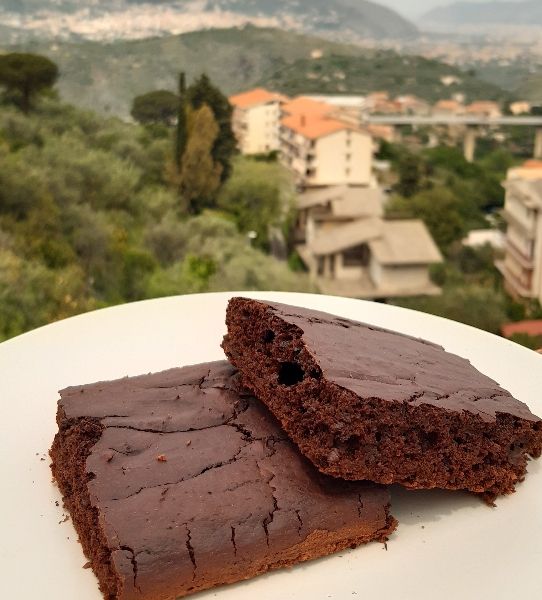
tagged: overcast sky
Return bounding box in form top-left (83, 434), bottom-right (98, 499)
top-left (378, 0), bottom-right (523, 20)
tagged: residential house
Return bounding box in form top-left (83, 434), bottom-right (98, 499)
top-left (367, 124), bottom-right (396, 144)
top-left (510, 101), bottom-right (532, 116)
top-left (229, 88), bottom-right (288, 155)
top-left (497, 161), bottom-right (542, 303)
top-left (465, 101), bottom-right (502, 119)
top-left (396, 95), bottom-right (430, 116)
top-left (433, 99), bottom-right (465, 117)
top-left (280, 97), bottom-right (373, 187)
top-left (295, 186), bottom-right (442, 299)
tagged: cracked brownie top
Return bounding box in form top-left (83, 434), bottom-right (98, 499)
top-left (57, 361), bottom-right (393, 599)
top-left (250, 300), bottom-right (540, 423)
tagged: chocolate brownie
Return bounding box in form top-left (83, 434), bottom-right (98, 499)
top-left (223, 298), bottom-right (542, 501)
top-left (50, 361), bottom-right (396, 600)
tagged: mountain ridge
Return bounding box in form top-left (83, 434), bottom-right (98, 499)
top-left (5, 26), bottom-right (506, 118)
top-left (0, 0), bottom-right (417, 43)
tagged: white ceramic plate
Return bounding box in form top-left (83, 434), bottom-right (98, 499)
top-left (1, 292), bottom-right (541, 600)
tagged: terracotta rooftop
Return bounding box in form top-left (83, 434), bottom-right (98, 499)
top-left (281, 96), bottom-right (333, 117)
top-left (281, 113), bottom-right (359, 140)
top-left (466, 101), bottom-right (500, 111)
top-left (522, 160), bottom-right (542, 169)
top-left (229, 88), bottom-right (288, 109)
top-left (435, 100), bottom-right (463, 111)
top-left (501, 320), bottom-right (542, 338)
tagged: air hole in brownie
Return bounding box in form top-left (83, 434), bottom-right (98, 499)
top-left (346, 435), bottom-right (359, 456)
top-left (263, 330), bottom-right (275, 344)
top-left (424, 431), bottom-right (439, 446)
top-left (278, 362), bottom-right (305, 386)
top-left (375, 431), bottom-right (382, 443)
top-left (309, 368), bottom-right (322, 380)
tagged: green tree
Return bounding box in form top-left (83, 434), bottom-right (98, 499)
top-left (395, 152), bottom-right (424, 198)
top-left (130, 90), bottom-right (179, 125)
top-left (218, 158), bottom-right (294, 249)
top-left (387, 187), bottom-right (468, 253)
top-left (395, 285), bottom-right (507, 335)
top-left (176, 104), bottom-right (222, 213)
top-left (0, 53), bottom-right (58, 113)
top-left (174, 72), bottom-right (188, 173)
top-left (187, 74), bottom-right (237, 181)
top-left (509, 333), bottom-right (542, 351)
top-left (146, 213), bottom-right (313, 298)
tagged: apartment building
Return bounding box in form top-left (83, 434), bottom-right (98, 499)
top-left (295, 186), bottom-right (442, 299)
top-left (229, 88), bottom-right (288, 155)
top-left (497, 161), bottom-right (542, 302)
top-left (280, 97), bottom-right (373, 187)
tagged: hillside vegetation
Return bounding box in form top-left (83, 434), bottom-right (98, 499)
top-left (517, 75), bottom-right (542, 104)
top-left (262, 51), bottom-right (507, 103)
top-left (7, 26), bottom-right (508, 118)
top-left (0, 98), bottom-right (311, 341)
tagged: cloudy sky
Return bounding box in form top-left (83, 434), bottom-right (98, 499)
top-left (378, 0), bottom-right (524, 19)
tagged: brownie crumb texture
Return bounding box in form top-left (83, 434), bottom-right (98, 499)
top-left (50, 361), bottom-right (396, 600)
top-left (222, 297), bottom-right (542, 502)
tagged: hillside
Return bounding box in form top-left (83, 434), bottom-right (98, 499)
top-left (7, 27), bottom-right (507, 118)
top-left (0, 98), bottom-right (311, 341)
top-left (261, 52), bottom-right (508, 103)
top-left (517, 75), bottom-right (542, 104)
top-left (0, 0), bottom-right (417, 42)
top-left (421, 1), bottom-right (542, 28)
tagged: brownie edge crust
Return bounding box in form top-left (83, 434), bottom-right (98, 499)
top-left (50, 361), bottom-right (396, 600)
top-left (222, 297), bottom-right (542, 501)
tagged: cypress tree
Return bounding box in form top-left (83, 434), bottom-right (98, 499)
top-left (175, 72), bottom-right (188, 172)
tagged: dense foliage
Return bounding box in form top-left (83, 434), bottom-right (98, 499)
top-left (130, 90), bottom-right (179, 125)
top-left (385, 145), bottom-right (514, 254)
top-left (0, 99), bottom-right (311, 342)
top-left (0, 52), bottom-right (58, 112)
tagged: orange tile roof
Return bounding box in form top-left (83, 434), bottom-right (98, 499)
top-left (501, 320), bottom-right (542, 338)
top-left (281, 96), bottom-right (333, 117)
top-left (435, 100), bottom-right (462, 110)
top-left (281, 113), bottom-right (358, 140)
top-left (229, 88), bottom-right (288, 109)
top-left (522, 160), bottom-right (542, 169)
top-left (467, 101), bottom-right (499, 109)
top-left (367, 124), bottom-right (395, 141)
top-left (466, 101), bottom-right (500, 114)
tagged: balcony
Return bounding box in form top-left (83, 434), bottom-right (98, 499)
top-left (496, 260), bottom-right (535, 298)
top-left (503, 207), bottom-right (536, 238)
top-left (505, 238), bottom-right (535, 270)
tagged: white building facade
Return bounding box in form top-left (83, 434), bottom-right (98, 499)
top-left (498, 164), bottom-right (542, 303)
top-left (229, 88), bottom-right (287, 155)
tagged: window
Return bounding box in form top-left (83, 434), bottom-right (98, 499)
top-left (342, 244), bottom-right (370, 267)
top-left (346, 153), bottom-right (351, 161)
top-left (317, 257), bottom-right (325, 276)
top-left (345, 167), bottom-right (351, 176)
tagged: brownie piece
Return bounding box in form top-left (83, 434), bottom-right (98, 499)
top-left (223, 298), bottom-right (542, 501)
top-left (50, 361), bottom-right (396, 600)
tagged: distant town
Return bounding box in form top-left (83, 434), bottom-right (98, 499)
top-left (229, 85), bottom-right (542, 343)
